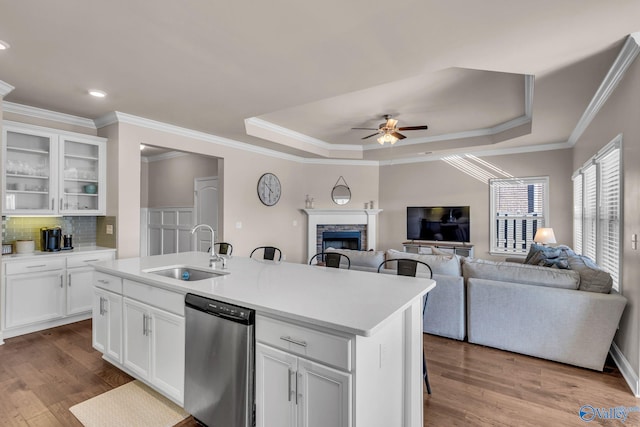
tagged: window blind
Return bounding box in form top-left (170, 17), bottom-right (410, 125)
top-left (583, 164), bottom-right (597, 261)
top-left (598, 147), bottom-right (621, 290)
top-left (490, 177), bottom-right (548, 254)
top-left (572, 175), bottom-right (583, 254)
top-left (572, 135), bottom-right (622, 292)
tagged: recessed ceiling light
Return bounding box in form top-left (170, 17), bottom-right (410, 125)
top-left (0, 40), bottom-right (10, 50)
top-left (88, 89), bottom-right (107, 98)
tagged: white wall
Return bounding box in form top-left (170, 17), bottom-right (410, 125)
top-left (378, 149), bottom-right (574, 258)
top-left (107, 122), bottom-right (379, 263)
top-left (146, 153), bottom-right (219, 208)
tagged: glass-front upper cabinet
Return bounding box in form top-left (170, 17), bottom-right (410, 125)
top-left (3, 125), bottom-right (58, 215)
top-left (59, 137), bottom-right (106, 215)
top-left (2, 122), bottom-right (107, 216)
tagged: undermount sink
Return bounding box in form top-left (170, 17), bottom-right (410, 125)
top-left (144, 265), bottom-right (228, 281)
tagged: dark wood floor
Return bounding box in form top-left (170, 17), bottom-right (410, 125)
top-left (0, 320), bottom-right (636, 426)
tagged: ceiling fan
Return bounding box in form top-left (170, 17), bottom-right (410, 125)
top-left (352, 114), bottom-right (429, 145)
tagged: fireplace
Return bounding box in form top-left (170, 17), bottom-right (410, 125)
top-left (303, 209), bottom-right (381, 260)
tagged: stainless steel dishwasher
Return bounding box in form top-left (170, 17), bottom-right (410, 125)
top-left (184, 293), bottom-right (255, 427)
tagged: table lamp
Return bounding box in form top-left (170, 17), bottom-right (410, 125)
top-left (533, 228), bottom-right (556, 246)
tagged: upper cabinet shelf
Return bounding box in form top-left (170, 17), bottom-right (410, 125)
top-left (2, 121), bottom-right (107, 216)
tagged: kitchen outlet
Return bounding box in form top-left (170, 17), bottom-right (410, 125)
top-left (235, 221), bottom-right (242, 229)
top-left (106, 224), bottom-right (113, 235)
top-left (632, 234), bottom-right (638, 250)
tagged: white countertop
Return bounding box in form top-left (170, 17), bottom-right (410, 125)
top-left (2, 246), bottom-right (116, 261)
top-left (93, 251), bottom-right (435, 337)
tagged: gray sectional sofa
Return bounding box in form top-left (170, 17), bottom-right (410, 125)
top-left (326, 247), bottom-right (627, 371)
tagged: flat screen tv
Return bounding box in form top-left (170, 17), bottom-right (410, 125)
top-left (406, 206), bottom-right (470, 242)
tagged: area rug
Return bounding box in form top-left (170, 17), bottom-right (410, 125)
top-left (70, 380), bottom-right (189, 427)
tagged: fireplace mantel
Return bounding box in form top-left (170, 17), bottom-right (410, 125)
top-left (302, 209), bottom-right (382, 261)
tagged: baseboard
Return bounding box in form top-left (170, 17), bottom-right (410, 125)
top-left (0, 331), bottom-right (4, 345)
top-left (610, 342), bottom-right (639, 397)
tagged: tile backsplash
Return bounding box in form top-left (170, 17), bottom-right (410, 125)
top-left (2, 216), bottom-right (98, 250)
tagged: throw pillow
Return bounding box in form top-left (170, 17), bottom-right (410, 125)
top-left (567, 254), bottom-right (613, 294)
top-left (524, 243), bottom-right (569, 268)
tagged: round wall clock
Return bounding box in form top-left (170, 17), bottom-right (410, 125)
top-left (257, 172), bottom-right (281, 206)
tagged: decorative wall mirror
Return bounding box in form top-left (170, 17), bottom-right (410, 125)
top-left (331, 176), bottom-right (351, 205)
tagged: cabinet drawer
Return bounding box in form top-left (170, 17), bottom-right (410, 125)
top-left (4, 258), bottom-right (66, 275)
top-left (67, 252), bottom-right (115, 268)
top-left (95, 272), bottom-right (123, 294)
top-left (123, 280), bottom-right (184, 316)
top-left (256, 315), bottom-right (352, 371)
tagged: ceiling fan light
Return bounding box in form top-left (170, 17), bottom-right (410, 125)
top-left (377, 135), bottom-right (385, 145)
top-left (390, 137), bottom-right (398, 145)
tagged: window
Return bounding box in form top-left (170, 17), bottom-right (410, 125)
top-left (490, 176), bottom-right (549, 255)
top-left (572, 135), bottom-right (622, 291)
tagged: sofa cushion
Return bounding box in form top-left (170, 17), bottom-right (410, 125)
top-left (567, 255), bottom-right (613, 294)
top-left (462, 258), bottom-right (580, 290)
top-left (325, 248), bottom-right (385, 271)
top-left (385, 249), bottom-right (462, 276)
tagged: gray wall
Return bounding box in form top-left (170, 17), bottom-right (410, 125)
top-left (572, 55), bottom-right (640, 380)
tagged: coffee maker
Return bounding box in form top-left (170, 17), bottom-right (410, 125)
top-left (41, 227), bottom-right (62, 252)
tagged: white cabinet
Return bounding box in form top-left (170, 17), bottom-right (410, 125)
top-left (67, 252), bottom-right (116, 316)
top-left (1, 250), bottom-right (116, 339)
top-left (5, 269), bottom-right (65, 330)
top-left (67, 267), bottom-right (95, 315)
top-left (93, 287), bottom-right (123, 363)
top-left (256, 316), bottom-right (352, 427)
top-left (120, 281), bottom-right (185, 405)
top-left (256, 344), bottom-right (351, 427)
top-left (2, 121), bottom-right (106, 215)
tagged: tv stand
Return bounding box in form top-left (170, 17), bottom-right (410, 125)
top-left (403, 241), bottom-right (474, 258)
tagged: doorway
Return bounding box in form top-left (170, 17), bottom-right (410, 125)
top-left (140, 146), bottom-right (221, 256)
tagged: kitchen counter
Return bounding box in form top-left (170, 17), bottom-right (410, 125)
top-left (93, 251), bottom-right (435, 337)
top-left (2, 246), bottom-right (115, 261)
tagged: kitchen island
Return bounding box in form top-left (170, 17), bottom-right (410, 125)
top-left (92, 251), bottom-right (435, 427)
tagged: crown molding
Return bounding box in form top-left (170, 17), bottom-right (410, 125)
top-left (568, 33), bottom-right (640, 146)
top-left (3, 101), bottom-right (96, 129)
top-left (245, 117), bottom-right (363, 152)
top-left (142, 151), bottom-right (190, 163)
top-left (0, 80), bottom-right (15, 97)
top-left (378, 141), bottom-right (572, 166)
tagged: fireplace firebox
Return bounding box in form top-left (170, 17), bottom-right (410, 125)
top-left (322, 231), bottom-right (362, 251)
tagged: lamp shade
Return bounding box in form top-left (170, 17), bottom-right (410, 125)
top-left (533, 228), bottom-right (556, 244)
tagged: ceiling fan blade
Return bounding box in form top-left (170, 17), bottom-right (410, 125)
top-left (386, 118), bottom-right (398, 129)
top-left (391, 132), bottom-right (407, 140)
top-left (397, 125), bottom-right (429, 131)
top-left (351, 127), bottom-right (378, 130)
top-left (362, 132), bottom-right (380, 140)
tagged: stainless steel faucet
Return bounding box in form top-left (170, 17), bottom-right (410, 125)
top-left (191, 224), bottom-right (222, 267)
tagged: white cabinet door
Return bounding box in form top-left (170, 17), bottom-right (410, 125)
top-left (58, 136), bottom-right (106, 215)
top-left (4, 270), bottom-right (65, 329)
top-left (67, 267), bottom-right (94, 315)
top-left (149, 307), bottom-right (185, 404)
top-left (3, 124), bottom-right (58, 215)
top-left (298, 359), bottom-right (352, 427)
top-left (123, 298), bottom-right (151, 379)
top-left (256, 343), bottom-right (297, 427)
top-left (93, 288), bottom-right (122, 363)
